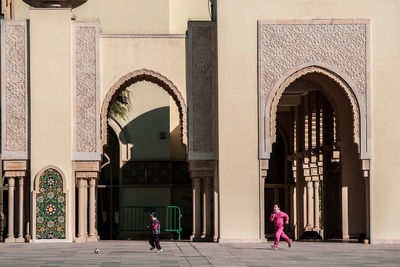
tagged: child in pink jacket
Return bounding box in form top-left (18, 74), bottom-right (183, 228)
top-left (269, 203), bottom-right (292, 249)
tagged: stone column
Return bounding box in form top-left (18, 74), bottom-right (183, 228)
top-left (362, 159), bottom-right (370, 243)
top-left (0, 185), bottom-right (4, 242)
top-left (76, 178), bottom-right (88, 242)
top-left (202, 177), bottom-right (212, 239)
top-left (290, 184), bottom-right (297, 239)
top-left (16, 177), bottom-right (25, 242)
top-left (213, 171), bottom-right (219, 242)
top-left (342, 186), bottom-right (349, 239)
top-left (88, 177), bottom-right (98, 242)
top-left (260, 159), bottom-right (268, 241)
top-left (190, 177), bottom-right (201, 241)
top-left (313, 180), bottom-right (320, 231)
top-left (5, 177), bottom-right (15, 243)
top-left (306, 180), bottom-right (314, 230)
top-left (260, 176), bottom-right (266, 240)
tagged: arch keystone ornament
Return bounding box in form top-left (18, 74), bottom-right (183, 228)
top-left (258, 19), bottom-right (371, 160)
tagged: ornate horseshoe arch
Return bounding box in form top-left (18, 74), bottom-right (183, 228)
top-left (267, 65), bottom-right (362, 154)
top-left (101, 69), bottom-right (188, 149)
top-left (258, 20), bottom-right (371, 160)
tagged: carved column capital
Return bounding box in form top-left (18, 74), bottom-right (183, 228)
top-left (8, 177), bottom-right (15, 187)
top-left (362, 159), bottom-right (370, 179)
top-left (260, 159), bottom-right (269, 178)
top-left (88, 177), bottom-right (97, 187)
top-left (202, 176), bottom-right (212, 186)
top-left (192, 177), bottom-right (201, 187)
top-left (76, 177), bottom-right (88, 188)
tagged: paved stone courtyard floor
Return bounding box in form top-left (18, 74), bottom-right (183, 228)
top-left (1, 240), bottom-right (400, 266)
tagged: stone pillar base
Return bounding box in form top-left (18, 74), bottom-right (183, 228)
top-left (201, 234), bottom-right (213, 242)
top-left (75, 236), bottom-right (88, 243)
top-left (5, 237), bottom-right (16, 243)
top-left (87, 236), bottom-right (98, 243)
top-left (190, 234), bottom-right (201, 242)
top-left (305, 226), bottom-right (314, 231)
top-left (15, 237), bottom-right (25, 243)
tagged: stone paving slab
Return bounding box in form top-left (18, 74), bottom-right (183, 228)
top-left (0, 241), bottom-right (400, 266)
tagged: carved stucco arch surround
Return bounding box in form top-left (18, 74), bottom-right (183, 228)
top-left (264, 65), bottom-right (366, 157)
top-left (258, 20), bottom-right (371, 160)
top-left (101, 69), bottom-right (188, 149)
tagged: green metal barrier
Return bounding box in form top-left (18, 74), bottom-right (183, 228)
top-left (165, 206), bottom-right (183, 240)
top-left (118, 206), bottom-right (182, 240)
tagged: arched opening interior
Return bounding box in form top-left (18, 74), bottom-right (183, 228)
top-left (99, 77), bottom-right (191, 240)
top-left (265, 129), bottom-right (294, 239)
top-left (267, 71), bottom-right (366, 241)
top-left (98, 126), bottom-right (120, 240)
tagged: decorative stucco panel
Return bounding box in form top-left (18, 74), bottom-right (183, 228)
top-left (258, 20), bottom-right (370, 159)
top-left (187, 21), bottom-right (218, 160)
top-left (72, 22), bottom-right (100, 160)
top-left (260, 22), bottom-right (367, 107)
top-left (1, 20), bottom-right (29, 160)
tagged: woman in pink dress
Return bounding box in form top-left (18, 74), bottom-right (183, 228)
top-left (269, 203), bottom-right (292, 249)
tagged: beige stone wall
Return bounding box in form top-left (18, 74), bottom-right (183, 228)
top-left (29, 9), bottom-right (73, 240)
top-left (10, 0), bottom-right (400, 242)
top-left (14, 0), bottom-right (210, 34)
top-left (169, 0), bottom-right (210, 34)
top-left (73, 0), bottom-right (169, 34)
top-left (218, 0), bottom-right (400, 242)
top-left (100, 36), bottom-right (187, 108)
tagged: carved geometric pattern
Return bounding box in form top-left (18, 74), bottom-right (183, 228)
top-left (36, 168), bottom-right (66, 239)
top-left (1, 21), bottom-right (28, 158)
top-left (258, 20), bottom-right (370, 159)
top-left (191, 25), bottom-right (213, 153)
top-left (259, 22), bottom-right (367, 108)
top-left (101, 69), bottom-right (188, 148)
top-left (74, 25), bottom-right (97, 153)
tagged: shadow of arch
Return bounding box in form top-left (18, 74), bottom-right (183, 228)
top-left (101, 69), bottom-right (187, 151)
top-left (121, 106), bottom-right (170, 160)
top-left (108, 117), bottom-right (131, 162)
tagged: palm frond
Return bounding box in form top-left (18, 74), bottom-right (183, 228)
top-left (109, 89), bottom-right (132, 120)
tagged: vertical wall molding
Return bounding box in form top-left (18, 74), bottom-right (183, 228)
top-left (1, 20), bottom-right (29, 160)
top-left (72, 21), bottom-right (101, 161)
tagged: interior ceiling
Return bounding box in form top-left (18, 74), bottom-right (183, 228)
top-left (277, 78), bottom-right (321, 112)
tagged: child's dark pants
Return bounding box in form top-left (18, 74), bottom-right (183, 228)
top-left (149, 234), bottom-right (161, 249)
